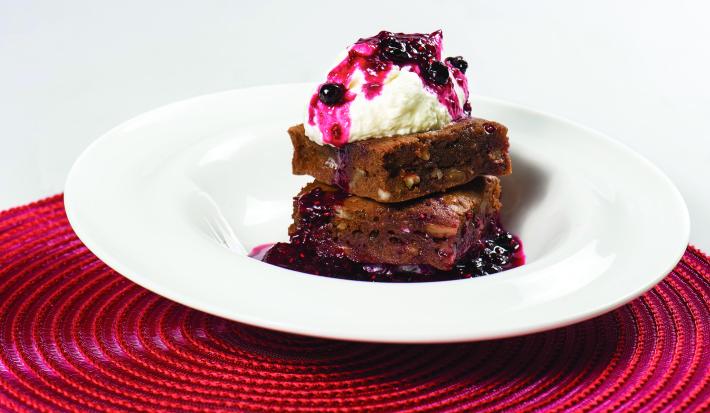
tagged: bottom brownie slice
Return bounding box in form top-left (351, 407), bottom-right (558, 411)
top-left (258, 176), bottom-right (524, 281)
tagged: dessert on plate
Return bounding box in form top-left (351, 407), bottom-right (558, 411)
top-left (253, 30), bottom-right (524, 282)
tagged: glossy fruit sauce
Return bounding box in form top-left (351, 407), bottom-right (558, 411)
top-left (251, 187), bottom-right (524, 283)
top-left (308, 30), bottom-right (470, 146)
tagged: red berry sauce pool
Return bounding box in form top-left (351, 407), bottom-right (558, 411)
top-left (250, 187), bottom-right (524, 283)
top-left (308, 31), bottom-right (470, 146)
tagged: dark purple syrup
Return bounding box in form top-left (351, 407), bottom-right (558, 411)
top-left (332, 147), bottom-right (351, 191)
top-left (251, 188), bottom-right (524, 283)
top-left (308, 30), bottom-right (470, 146)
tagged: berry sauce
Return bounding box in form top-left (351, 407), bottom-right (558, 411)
top-left (251, 188), bottom-right (524, 283)
top-left (308, 30), bottom-right (470, 147)
top-left (332, 147), bottom-right (351, 191)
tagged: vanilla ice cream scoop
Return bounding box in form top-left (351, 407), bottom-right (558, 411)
top-left (304, 30), bottom-right (471, 147)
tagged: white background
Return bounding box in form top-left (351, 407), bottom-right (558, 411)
top-left (1, 0), bottom-right (708, 248)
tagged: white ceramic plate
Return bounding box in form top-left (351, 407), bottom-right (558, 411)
top-left (64, 83), bottom-right (689, 343)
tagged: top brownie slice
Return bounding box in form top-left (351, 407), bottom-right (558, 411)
top-left (289, 117), bottom-right (511, 203)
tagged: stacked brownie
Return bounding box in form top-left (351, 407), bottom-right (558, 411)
top-left (261, 117), bottom-right (521, 282)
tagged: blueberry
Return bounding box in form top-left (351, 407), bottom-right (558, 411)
top-left (489, 248), bottom-right (510, 266)
top-left (380, 38), bottom-right (409, 61)
top-left (318, 83), bottom-right (345, 105)
top-left (445, 56), bottom-right (468, 73)
top-left (471, 257), bottom-right (486, 274)
top-left (485, 263), bottom-right (503, 274)
top-left (497, 232), bottom-right (520, 252)
top-left (423, 61), bottom-right (449, 85)
top-left (483, 123), bottom-right (496, 134)
top-left (463, 102), bottom-right (472, 115)
top-left (495, 233), bottom-right (512, 249)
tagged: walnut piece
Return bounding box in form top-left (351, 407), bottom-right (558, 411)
top-left (403, 173), bottom-right (421, 189)
top-left (377, 189), bottom-right (391, 201)
top-left (424, 223), bottom-right (458, 238)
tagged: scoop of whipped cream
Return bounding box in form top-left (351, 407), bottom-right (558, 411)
top-left (305, 30), bottom-right (471, 147)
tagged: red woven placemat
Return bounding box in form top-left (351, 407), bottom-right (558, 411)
top-left (0, 194), bottom-right (708, 412)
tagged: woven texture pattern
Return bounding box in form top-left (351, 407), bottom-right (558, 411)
top-left (0, 194), bottom-right (708, 412)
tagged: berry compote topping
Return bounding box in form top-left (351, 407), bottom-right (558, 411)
top-left (307, 30), bottom-right (471, 147)
top-left (332, 148), bottom-right (351, 191)
top-left (445, 56), bottom-right (468, 73)
top-left (288, 187), bottom-right (348, 256)
top-left (251, 188), bottom-right (524, 283)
